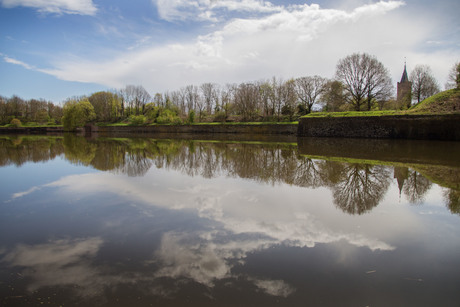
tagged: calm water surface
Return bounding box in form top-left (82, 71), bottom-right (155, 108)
top-left (0, 134), bottom-right (459, 306)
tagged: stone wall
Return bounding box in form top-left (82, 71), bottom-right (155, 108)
top-left (91, 124), bottom-right (298, 136)
top-left (297, 115), bottom-right (460, 141)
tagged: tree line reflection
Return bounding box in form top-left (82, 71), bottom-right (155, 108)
top-left (0, 135), bottom-right (458, 215)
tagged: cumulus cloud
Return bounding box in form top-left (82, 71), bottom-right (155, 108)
top-left (154, 0), bottom-right (281, 22)
top-left (29, 0), bottom-right (427, 94)
top-left (0, 0), bottom-right (98, 15)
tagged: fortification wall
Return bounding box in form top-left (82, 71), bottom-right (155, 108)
top-left (92, 124), bottom-right (298, 136)
top-left (297, 115), bottom-right (460, 141)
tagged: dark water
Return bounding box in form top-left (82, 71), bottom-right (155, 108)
top-left (0, 134), bottom-right (459, 306)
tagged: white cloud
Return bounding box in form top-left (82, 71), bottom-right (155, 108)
top-left (3, 1), bottom-right (456, 100)
top-left (2, 55), bottom-right (34, 70)
top-left (154, 0), bottom-right (281, 22)
top-left (0, 0), bottom-right (97, 15)
top-left (1, 237), bottom-right (104, 293)
top-left (29, 1), bottom-right (417, 92)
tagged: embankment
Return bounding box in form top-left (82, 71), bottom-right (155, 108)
top-left (297, 114), bottom-right (460, 141)
top-left (0, 126), bottom-right (64, 134)
top-left (90, 124), bottom-right (298, 136)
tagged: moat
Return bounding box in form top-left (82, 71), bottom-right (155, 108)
top-left (1, 134), bottom-right (459, 306)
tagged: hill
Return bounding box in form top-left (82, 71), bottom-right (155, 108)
top-left (408, 88), bottom-right (460, 114)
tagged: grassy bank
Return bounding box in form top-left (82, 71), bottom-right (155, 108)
top-left (302, 88), bottom-right (460, 119)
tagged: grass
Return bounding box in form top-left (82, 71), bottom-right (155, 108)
top-left (303, 110), bottom-right (403, 118)
top-left (0, 122), bottom-right (62, 128)
top-left (302, 88), bottom-right (460, 119)
top-left (190, 121), bottom-right (298, 125)
top-left (408, 88), bottom-right (460, 114)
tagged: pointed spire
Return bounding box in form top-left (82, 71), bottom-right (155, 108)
top-left (400, 59), bottom-right (409, 83)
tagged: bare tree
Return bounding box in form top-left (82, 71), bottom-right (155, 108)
top-left (184, 85), bottom-right (199, 114)
top-left (200, 83), bottom-right (219, 115)
top-left (234, 83), bottom-right (260, 121)
top-left (445, 61), bottom-right (460, 90)
top-left (335, 53), bottom-right (393, 111)
top-left (221, 83), bottom-right (236, 119)
top-left (258, 80), bottom-right (273, 118)
top-left (295, 76), bottom-right (328, 114)
top-left (122, 85), bottom-right (151, 115)
top-left (410, 65), bottom-right (440, 104)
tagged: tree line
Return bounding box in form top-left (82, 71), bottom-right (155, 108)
top-left (2, 53), bottom-right (459, 129)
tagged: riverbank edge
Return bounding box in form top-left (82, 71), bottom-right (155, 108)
top-left (298, 114), bottom-right (460, 141)
top-left (1, 114), bottom-right (459, 141)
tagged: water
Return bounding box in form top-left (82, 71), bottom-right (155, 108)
top-left (0, 134), bottom-right (459, 306)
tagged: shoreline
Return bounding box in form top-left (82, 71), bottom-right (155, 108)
top-left (1, 114), bottom-right (459, 141)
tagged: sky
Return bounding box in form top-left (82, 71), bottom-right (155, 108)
top-left (0, 0), bottom-right (459, 104)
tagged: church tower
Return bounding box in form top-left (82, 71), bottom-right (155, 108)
top-left (397, 62), bottom-right (412, 108)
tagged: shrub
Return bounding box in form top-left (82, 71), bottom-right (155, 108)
top-left (188, 110), bottom-right (195, 124)
top-left (10, 118), bottom-right (22, 127)
top-left (157, 109), bottom-right (180, 124)
top-left (129, 115), bottom-right (146, 126)
top-left (213, 110), bottom-right (227, 122)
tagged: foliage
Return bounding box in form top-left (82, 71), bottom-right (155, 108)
top-left (62, 99), bottom-right (96, 131)
top-left (188, 110), bottom-right (195, 124)
top-left (129, 115), bottom-right (146, 126)
top-left (213, 110), bottom-right (227, 122)
top-left (156, 109), bottom-right (182, 124)
top-left (10, 118), bottom-right (22, 127)
top-left (88, 91), bottom-right (122, 122)
top-left (145, 103), bottom-right (160, 122)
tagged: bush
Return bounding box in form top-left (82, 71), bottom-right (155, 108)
top-left (10, 118), bottom-right (22, 127)
top-left (157, 109), bottom-right (180, 124)
top-left (213, 110), bottom-right (227, 122)
top-left (129, 115), bottom-right (146, 126)
top-left (188, 110), bottom-right (195, 124)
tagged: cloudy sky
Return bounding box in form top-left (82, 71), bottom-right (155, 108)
top-left (0, 0), bottom-right (458, 103)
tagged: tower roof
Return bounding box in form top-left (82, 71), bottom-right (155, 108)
top-left (400, 63), bottom-right (409, 83)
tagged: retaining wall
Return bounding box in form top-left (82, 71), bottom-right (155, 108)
top-left (91, 124), bottom-right (298, 136)
top-left (297, 115), bottom-right (460, 141)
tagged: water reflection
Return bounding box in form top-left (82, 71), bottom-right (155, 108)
top-left (1, 135), bottom-right (460, 306)
top-left (1, 134), bottom-right (458, 215)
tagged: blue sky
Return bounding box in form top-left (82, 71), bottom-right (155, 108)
top-left (0, 0), bottom-right (458, 103)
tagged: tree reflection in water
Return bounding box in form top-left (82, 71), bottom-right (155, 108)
top-left (321, 162), bottom-right (391, 215)
top-left (0, 134), bottom-right (457, 215)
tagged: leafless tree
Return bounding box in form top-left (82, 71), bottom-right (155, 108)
top-left (445, 61), bottom-right (460, 90)
top-left (234, 83), bottom-right (260, 121)
top-left (200, 83), bottom-right (219, 115)
top-left (335, 53), bottom-right (393, 111)
top-left (295, 75), bottom-right (328, 114)
top-left (184, 85), bottom-right (199, 114)
top-left (122, 85), bottom-right (151, 115)
top-left (410, 65), bottom-right (440, 104)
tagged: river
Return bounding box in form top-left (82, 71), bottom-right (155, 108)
top-left (0, 134), bottom-right (459, 306)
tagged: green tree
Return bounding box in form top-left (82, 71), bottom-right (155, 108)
top-left (62, 99), bottom-right (96, 131)
top-left (88, 91), bottom-right (121, 122)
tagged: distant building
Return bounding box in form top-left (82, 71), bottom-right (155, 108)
top-left (397, 62), bottom-right (412, 108)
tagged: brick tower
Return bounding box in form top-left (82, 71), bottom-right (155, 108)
top-left (397, 62), bottom-right (412, 108)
